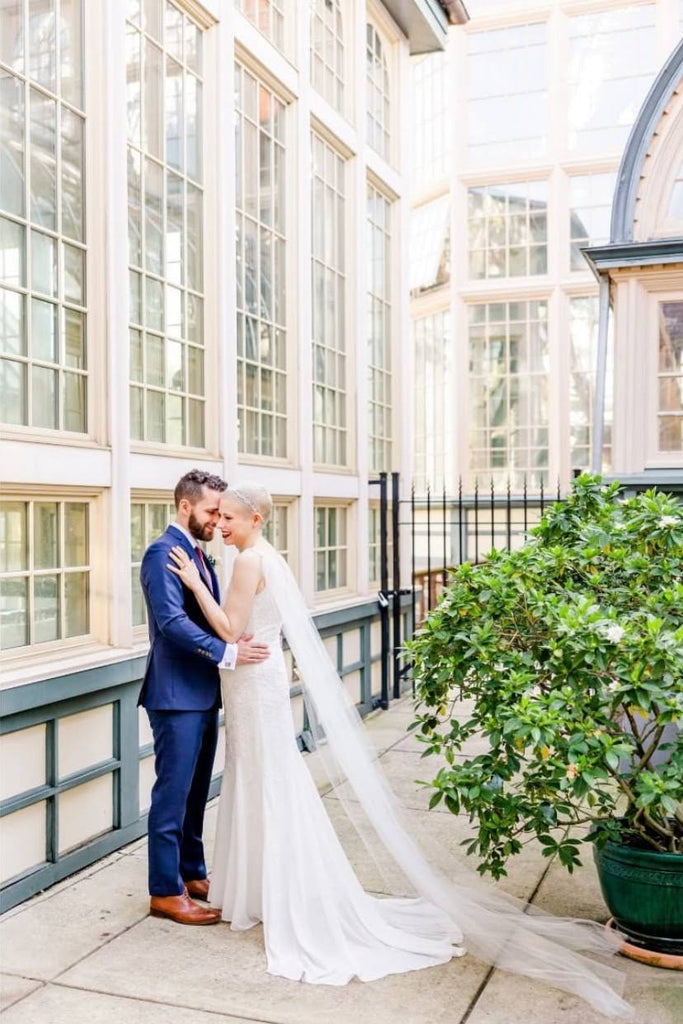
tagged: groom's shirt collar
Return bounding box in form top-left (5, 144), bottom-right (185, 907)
top-left (168, 521), bottom-right (200, 549)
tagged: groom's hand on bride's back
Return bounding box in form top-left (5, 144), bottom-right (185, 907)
top-left (236, 634), bottom-right (269, 665)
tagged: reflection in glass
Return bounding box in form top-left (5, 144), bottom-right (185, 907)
top-left (64, 502), bottom-right (87, 566)
top-left (31, 230), bottom-right (56, 296)
top-left (658, 302), bottom-right (683, 453)
top-left (0, 1), bottom-right (24, 73)
top-left (34, 573), bottom-right (59, 643)
top-left (0, 501), bottom-right (27, 571)
top-left (33, 501), bottom-right (58, 569)
top-left (0, 576), bottom-right (28, 648)
top-left (0, 288), bottom-right (25, 355)
top-left (29, 89), bottom-right (56, 229)
top-left (63, 370), bottom-right (85, 431)
top-left (31, 297), bottom-right (57, 362)
top-left (468, 300), bottom-right (549, 488)
top-left (568, 6), bottom-right (656, 156)
top-left (64, 571), bottom-right (88, 637)
top-left (366, 23), bottom-right (390, 160)
top-left (467, 23), bottom-right (547, 167)
top-left (569, 173), bottom-right (617, 271)
top-left (0, 357), bottom-right (25, 422)
top-left (32, 364), bottom-right (57, 428)
top-left (311, 0), bottom-right (344, 115)
top-left (0, 71), bottom-right (25, 217)
top-left (28, 0), bottom-right (56, 91)
top-left (60, 0), bottom-right (83, 108)
top-left (0, 217), bottom-right (25, 287)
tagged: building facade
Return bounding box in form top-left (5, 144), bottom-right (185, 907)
top-left (0, 0), bottom-right (466, 910)
top-left (586, 38), bottom-right (683, 492)
top-left (410, 0), bottom-right (683, 495)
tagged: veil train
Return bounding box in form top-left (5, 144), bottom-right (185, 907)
top-left (255, 536), bottom-right (633, 1019)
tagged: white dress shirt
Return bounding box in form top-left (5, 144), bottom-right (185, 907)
top-left (169, 522), bottom-right (237, 671)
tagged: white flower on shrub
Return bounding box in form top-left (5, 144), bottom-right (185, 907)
top-left (494, 662), bottom-right (504, 672)
top-left (607, 680), bottom-right (621, 693)
top-left (658, 515), bottom-right (678, 528)
top-left (603, 624), bottom-right (625, 644)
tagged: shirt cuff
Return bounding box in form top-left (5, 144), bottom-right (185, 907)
top-left (218, 642), bottom-right (238, 670)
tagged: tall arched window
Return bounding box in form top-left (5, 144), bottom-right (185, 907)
top-left (311, 0), bottom-right (344, 114)
top-left (366, 23), bottom-right (390, 160)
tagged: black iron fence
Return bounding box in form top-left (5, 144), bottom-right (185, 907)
top-left (370, 473), bottom-right (565, 709)
top-left (409, 476), bottom-right (563, 624)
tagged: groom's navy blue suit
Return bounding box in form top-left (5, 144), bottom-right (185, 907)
top-left (139, 524), bottom-right (227, 896)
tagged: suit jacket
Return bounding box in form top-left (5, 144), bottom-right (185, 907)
top-left (138, 525), bottom-right (225, 711)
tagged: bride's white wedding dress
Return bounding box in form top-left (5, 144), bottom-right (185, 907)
top-left (209, 575), bottom-right (462, 984)
top-left (208, 540), bottom-right (632, 1017)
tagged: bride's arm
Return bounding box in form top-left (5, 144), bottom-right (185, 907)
top-left (167, 547), bottom-right (261, 643)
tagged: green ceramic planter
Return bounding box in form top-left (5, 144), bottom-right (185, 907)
top-left (593, 840), bottom-right (683, 954)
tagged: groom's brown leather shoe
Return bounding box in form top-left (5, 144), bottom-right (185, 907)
top-left (185, 878), bottom-right (210, 901)
top-left (150, 892), bottom-right (220, 925)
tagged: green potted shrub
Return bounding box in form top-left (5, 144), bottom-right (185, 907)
top-left (406, 476), bottom-right (683, 960)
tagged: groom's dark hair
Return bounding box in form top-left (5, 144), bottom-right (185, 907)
top-left (174, 469), bottom-right (228, 509)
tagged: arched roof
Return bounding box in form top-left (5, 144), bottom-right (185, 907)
top-left (610, 39), bottom-right (683, 244)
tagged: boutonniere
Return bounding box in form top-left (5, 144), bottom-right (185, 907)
top-left (206, 553), bottom-right (219, 568)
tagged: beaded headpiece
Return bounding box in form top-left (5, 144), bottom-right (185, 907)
top-left (228, 487), bottom-right (260, 515)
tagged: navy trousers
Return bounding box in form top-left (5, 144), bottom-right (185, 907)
top-left (146, 709), bottom-right (219, 896)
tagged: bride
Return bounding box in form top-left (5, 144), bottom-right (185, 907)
top-left (167, 482), bottom-right (633, 1017)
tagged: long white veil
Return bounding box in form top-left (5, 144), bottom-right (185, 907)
top-left (255, 537), bottom-right (633, 1019)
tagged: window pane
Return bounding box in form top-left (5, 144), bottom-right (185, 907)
top-left (34, 502), bottom-right (58, 568)
top-left (311, 0), bottom-right (344, 114)
top-left (60, 0), bottom-right (83, 108)
top-left (467, 23), bottom-right (547, 166)
top-left (236, 0), bottom-right (285, 53)
top-left (0, 288), bottom-right (25, 356)
top-left (0, 501), bottom-right (28, 571)
top-left (63, 371), bottom-right (86, 431)
top-left (34, 573), bottom-right (59, 643)
top-left (1, 217), bottom-right (25, 287)
top-left (128, 15), bottom-right (205, 448)
top-left (28, 0), bottom-right (56, 91)
top-left (32, 364), bottom-right (58, 428)
top-left (658, 302), bottom-right (683, 453)
top-left (367, 185), bottom-right (392, 473)
top-left (568, 7), bottom-right (656, 156)
top-left (31, 230), bottom-right (56, 297)
top-left (130, 503), bottom-right (144, 561)
top-left (64, 502), bottom-right (87, 566)
top-left (64, 571), bottom-right (88, 637)
top-left (61, 107), bottom-right (84, 242)
top-left (31, 298), bottom-right (57, 361)
top-left (0, 576), bottom-right (28, 649)
top-left (29, 89), bottom-right (57, 229)
top-left (0, 357), bottom-right (26, 423)
top-left (0, 70), bottom-right (25, 217)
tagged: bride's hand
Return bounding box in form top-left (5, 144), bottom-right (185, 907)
top-left (167, 546), bottom-right (202, 591)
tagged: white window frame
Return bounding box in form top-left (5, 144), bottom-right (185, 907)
top-left (125, 0), bottom-right (212, 455)
top-left (0, 0), bottom-right (96, 447)
top-left (313, 500), bottom-right (353, 601)
top-left (647, 287), bottom-right (683, 468)
top-left (0, 486), bottom-right (105, 670)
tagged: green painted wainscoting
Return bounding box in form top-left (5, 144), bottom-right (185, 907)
top-left (0, 597), bottom-right (412, 912)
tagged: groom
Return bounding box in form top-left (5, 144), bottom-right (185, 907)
top-left (139, 469), bottom-right (269, 925)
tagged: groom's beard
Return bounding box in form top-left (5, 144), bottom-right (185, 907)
top-left (188, 511), bottom-right (215, 542)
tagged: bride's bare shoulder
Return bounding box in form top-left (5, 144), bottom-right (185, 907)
top-left (234, 548), bottom-right (262, 566)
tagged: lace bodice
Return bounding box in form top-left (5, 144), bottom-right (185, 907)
top-left (242, 584), bottom-right (283, 645)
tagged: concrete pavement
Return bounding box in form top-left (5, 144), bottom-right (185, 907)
top-left (1, 698), bottom-right (680, 1024)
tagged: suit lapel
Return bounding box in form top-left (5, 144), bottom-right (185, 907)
top-left (166, 524), bottom-right (196, 561)
top-left (166, 525), bottom-right (219, 599)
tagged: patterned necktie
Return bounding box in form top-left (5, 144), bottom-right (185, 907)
top-left (195, 546), bottom-right (211, 586)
